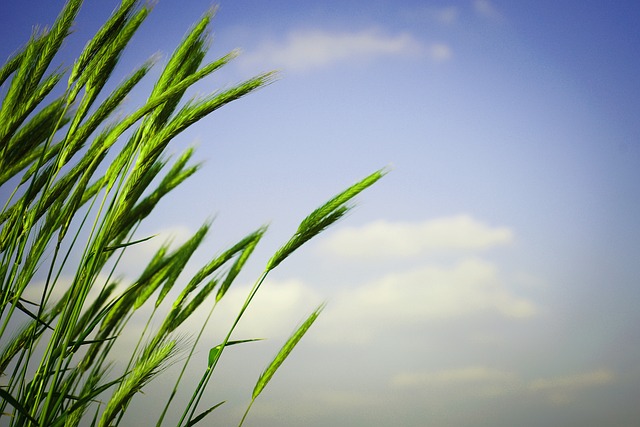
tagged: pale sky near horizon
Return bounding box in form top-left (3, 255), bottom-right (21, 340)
top-left (1, 1), bottom-right (640, 426)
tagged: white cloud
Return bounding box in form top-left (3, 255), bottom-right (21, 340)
top-left (391, 366), bottom-right (518, 397)
top-left (528, 369), bottom-right (615, 404)
top-left (317, 258), bottom-right (535, 343)
top-left (346, 258), bottom-right (534, 319)
top-left (240, 28), bottom-right (449, 72)
top-left (202, 255), bottom-right (536, 347)
top-left (321, 215), bottom-right (513, 259)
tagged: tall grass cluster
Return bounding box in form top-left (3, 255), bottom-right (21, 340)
top-left (0, 1), bottom-right (384, 425)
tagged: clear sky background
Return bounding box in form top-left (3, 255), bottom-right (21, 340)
top-left (2, 1), bottom-right (640, 426)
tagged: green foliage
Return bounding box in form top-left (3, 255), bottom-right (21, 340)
top-left (0, 1), bottom-right (383, 426)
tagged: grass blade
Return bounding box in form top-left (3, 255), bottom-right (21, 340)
top-left (207, 339), bottom-right (263, 368)
top-left (238, 304), bottom-right (325, 427)
top-left (185, 401), bottom-right (225, 427)
top-left (252, 304), bottom-right (325, 400)
top-left (0, 388), bottom-right (40, 426)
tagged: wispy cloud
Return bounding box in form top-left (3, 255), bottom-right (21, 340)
top-left (240, 28), bottom-right (450, 72)
top-left (404, 2), bottom-right (503, 25)
top-left (321, 215), bottom-right (513, 258)
top-left (391, 367), bottom-right (617, 402)
top-left (428, 43), bottom-right (453, 61)
top-left (391, 366), bottom-right (518, 397)
top-left (392, 365), bottom-right (516, 386)
top-left (432, 6), bottom-right (460, 25)
top-left (528, 369), bottom-right (616, 404)
top-left (403, 6), bottom-right (459, 25)
top-left (473, 0), bottom-right (503, 21)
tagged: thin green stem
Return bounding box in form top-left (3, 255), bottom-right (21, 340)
top-left (179, 270), bottom-right (269, 427)
top-left (155, 297), bottom-right (219, 427)
top-left (237, 398), bottom-right (255, 427)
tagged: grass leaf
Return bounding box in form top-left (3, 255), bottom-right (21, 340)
top-left (208, 339), bottom-right (263, 368)
top-left (0, 388), bottom-right (40, 426)
top-left (185, 401), bottom-right (225, 427)
top-left (252, 304), bottom-right (325, 400)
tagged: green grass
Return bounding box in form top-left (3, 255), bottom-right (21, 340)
top-left (0, 1), bottom-right (385, 426)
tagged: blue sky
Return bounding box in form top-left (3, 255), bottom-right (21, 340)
top-left (2, 1), bottom-right (640, 426)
